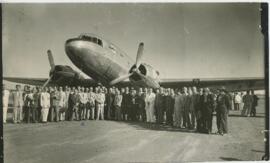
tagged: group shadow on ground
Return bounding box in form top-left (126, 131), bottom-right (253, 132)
top-left (118, 120), bottom-right (218, 135)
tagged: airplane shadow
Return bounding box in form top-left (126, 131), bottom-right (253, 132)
top-left (219, 157), bottom-right (242, 161)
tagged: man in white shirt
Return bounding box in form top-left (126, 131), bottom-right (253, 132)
top-left (234, 92), bottom-right (242, 111)
top-left (145, 88), bottom-right (156, 123)
top-left (40, 87), bottom-right (50, 123)
top-left (95, 88), bottom-right (106, 120)
top-left (2, 84), bottom-right (10, 123)
top-left (12, 85), bottom-right (24, 123)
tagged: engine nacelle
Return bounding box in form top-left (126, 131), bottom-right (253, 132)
top-left (129, 63), bottom-right (160, 88)
top-left (49, 65), bottom-right (84, 85)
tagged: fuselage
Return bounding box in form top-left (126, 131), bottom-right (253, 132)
top-left (65, 33), bottom-right (160, 88)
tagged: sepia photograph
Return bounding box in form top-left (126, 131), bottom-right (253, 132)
top-left (2, 2), bottom-right (269, 162)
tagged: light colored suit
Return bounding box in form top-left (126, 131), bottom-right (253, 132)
top-left (11, 90), bottom-right (24, 123)
top-left (40, 92), bottom-right (50, 122)
top-left (3, 89), bottom-right (10, 123)
top-left (96, 93), bottom-right (105, 120)
top-left (145, 92), bottom-right (156, 123)
top-left (58, 91), bottom-right (67, 121)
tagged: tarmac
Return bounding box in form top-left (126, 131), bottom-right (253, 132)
top-left (4, 97), bottom-right (266, 162)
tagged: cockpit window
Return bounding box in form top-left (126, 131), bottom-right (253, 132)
top-left (93, 37), bottom-right (98, 43)
top-left (79, 35), bottom-right (103, 47)
top-left (98, 39), bottom-right (103, 46)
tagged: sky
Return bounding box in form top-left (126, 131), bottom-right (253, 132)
top-left (2, 3), bottom-right (265, 80)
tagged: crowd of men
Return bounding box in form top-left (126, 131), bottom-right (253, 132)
top-left (2, 84), bottom-right (259, 136)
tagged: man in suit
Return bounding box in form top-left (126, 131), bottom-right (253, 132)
top-left (23, 86), bottom-right (32, 123)
top-left (2, 84), bottom-right (10, 123)
top-left (79, 87), bottom-right (88, 120)
top-left (30, 87), bottom-right (39, 123)
top-left (40, 87), bottom-right (50, 123)
top-left (200, 88), bottom-right (215, 134)
top-left (122, 87), bottom-right (131, 121)
top-left (105, 87), bottom-right (115, 120)
top-left (58, 86), bottom-right (67, 121)
top-left (49, 87), bottom-right (60, 122)
top-left (250, 90), bottom-right (259, 117)
top-left (192, 87), bottom-right (201, 131)
top-left (137, 88), bottom-right (145, 122)
top-left (88, 87), bottom-right (96, 120)
top-left (95, 88), bottom-right (106, 120)
top-left (216, 87), bottom-right (231, 135)
top-left (129, 89), bottom-right (138, 121)
top-left (12, 85), bottom-right (24, 123)
top-left (68, 89), bottom-right (80, 121)
top-left (155, 88), bottom-right (165, 124)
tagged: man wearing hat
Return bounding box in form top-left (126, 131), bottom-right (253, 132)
top-left (216, 86), bottom-right (231, 135)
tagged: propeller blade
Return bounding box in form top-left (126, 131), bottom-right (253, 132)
top-left (109, 73), bottom-right (133, 85)
top-left (135, 42), bottom-right (144, 68)
top-left (42, 75), bottom-right (53, 89)
top-left (47, 49), bottom-right (55, 69)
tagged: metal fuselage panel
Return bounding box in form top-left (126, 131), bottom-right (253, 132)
top-left (65, 39), bottom-right (133, 85)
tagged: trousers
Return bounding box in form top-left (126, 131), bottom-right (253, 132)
top-left (96, 104), bottom-right (104, 120)
top-left (41, 107), bottom-right (49, 122)
top-left (3, 107), bottom-right (8, 123)
top-left (13, 106), bottom-right (23, 123)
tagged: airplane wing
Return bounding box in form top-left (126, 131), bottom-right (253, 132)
top-left (159, 77), bottom-right (265, 91)
top-left (3, 77), bottom-right (49, 86)
top-left (3, 77), bottom-right (98, 87)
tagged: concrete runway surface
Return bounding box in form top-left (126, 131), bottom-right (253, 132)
top-left (4, 97), bottom-right (266, 163)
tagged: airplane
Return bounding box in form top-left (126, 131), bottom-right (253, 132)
top-left (4, 33), bottom-right (265, 91)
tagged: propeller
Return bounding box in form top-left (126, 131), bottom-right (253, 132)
top-left (135, 42), bottom-right (144, 69)
top-left (109, 42), bottom-right (144, 85)
top-left (47, 49), bottom-right (55, 70)
top-left (41, 50), bottom-right (55, 89)
top-left (109, 73), bottom-right (133, 85)
top-left (42, 75), bottom-right (53, 89)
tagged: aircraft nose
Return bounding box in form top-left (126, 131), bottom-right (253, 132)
top-left (65, 38), bottom-right (82, 59)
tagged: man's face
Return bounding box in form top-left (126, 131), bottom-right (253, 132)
top-left (49, 87), bottom-right (54, 92)
top-left (183, 87), bottom-right (187, 92)
top-left (16, 85), bottom-right (21, 91)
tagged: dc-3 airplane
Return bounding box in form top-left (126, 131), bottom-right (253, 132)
top-left (4, 33), bottom-right (265, 91)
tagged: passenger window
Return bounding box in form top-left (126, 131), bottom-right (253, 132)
top-left (109, 45), bottom-right (116, 54)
